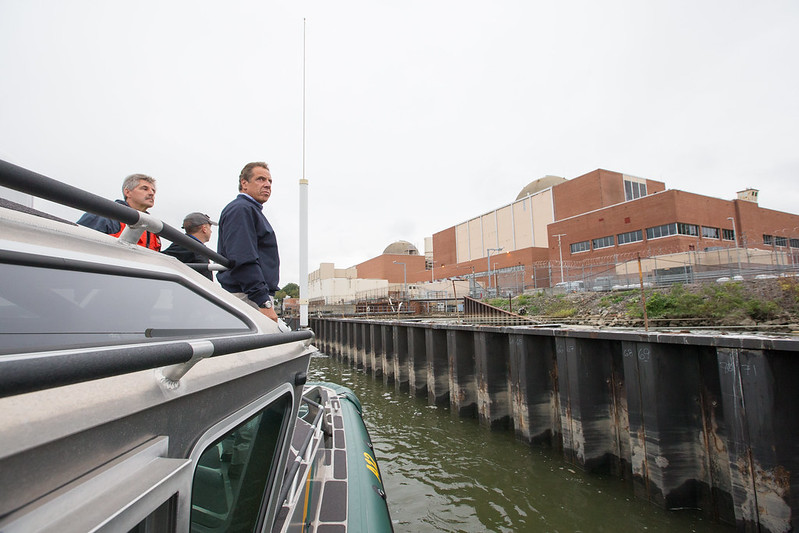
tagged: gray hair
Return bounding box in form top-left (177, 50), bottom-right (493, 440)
top-left (122, 174), bottom-right (156, 195)
top-left (238, 162), bottom-right (269, 191)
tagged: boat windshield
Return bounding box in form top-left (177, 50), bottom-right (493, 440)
top-left (0, 262), bottom-right (253, 355)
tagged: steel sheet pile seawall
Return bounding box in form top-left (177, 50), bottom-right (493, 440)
top-left (311, 317), bottom-right (799, 533)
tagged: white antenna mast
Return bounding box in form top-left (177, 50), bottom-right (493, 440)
top-left (299, 18), bottom-right (309, 328)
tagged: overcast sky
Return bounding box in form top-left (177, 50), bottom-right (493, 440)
top-left (2, 1), bottom-right (797, 286)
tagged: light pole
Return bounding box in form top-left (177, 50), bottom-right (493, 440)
top-left (554, 234), bottom-right (566, 283)
top-left (469, 265), bottom-right (476, 297)
top-left (299, 19), bottom-right (310, 329)
top-left (792, 226), bottom-right (799, 266)
top-left (393, 260), bottom-right (407, 300)
top-left (451, 276), bottom-right (465, 319)
top-left (727, 216), bottom-right (742, 275)
top-left (486, 247), bottom-right (503, 293)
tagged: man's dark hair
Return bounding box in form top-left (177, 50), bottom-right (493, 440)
top-left (238, 162), bottom-right (270, 191)
top-left (184, 222), bottom-right (205, 235)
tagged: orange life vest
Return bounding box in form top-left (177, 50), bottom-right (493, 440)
top-left (111, 223), bottom-right (161, 251)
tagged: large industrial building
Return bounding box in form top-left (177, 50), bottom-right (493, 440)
top-left (309, 168), bottom-right (799, 305)
top-left (432, 168), bottom-right (799, 287)
top-left (308, 241), bottom-right (427, 306)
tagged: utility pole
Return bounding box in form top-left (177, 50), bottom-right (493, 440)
top-left (487, 247), bottom-right (503, 295)
top-left (554, 234), bottom-right (566, 283)
top-left (637, 253), bottom-right (649, 331)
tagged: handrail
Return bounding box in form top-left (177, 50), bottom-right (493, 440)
top-left (277, 403), bottom-right (325, 508)
top-left (0, 159), bottom-right (231, 268)
top-left (0, 329), bottom-right (314, 398)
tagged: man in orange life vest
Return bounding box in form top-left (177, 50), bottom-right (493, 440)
top-left (77, 174), bottom-right (161, 251)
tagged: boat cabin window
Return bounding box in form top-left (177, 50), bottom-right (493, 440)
top-left (127, 497), bottom-right (176, 533)
top-left (0, 262), bottom-right (252, 355)
top-left (190, 393), bottom-right (291, 532)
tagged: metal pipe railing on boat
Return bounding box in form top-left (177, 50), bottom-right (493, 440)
top-left (302, 397), bottom-right (323, 410)
top-left (0, 159), bottom-right (230, 269)
top-left (277, 405), bottom-right (325, 508)
top-left (0, 330), bottom-right (314, 398)
top-left (185, 263), bottom-right (228, 273)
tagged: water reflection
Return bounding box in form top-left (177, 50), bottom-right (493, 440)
top-left (309, 353), bottom-right (733, 533)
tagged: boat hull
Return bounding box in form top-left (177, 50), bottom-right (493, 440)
top-left (277, 383), bottom-right (393, 532)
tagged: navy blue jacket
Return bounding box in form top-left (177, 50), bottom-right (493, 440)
top-left (217, 194), bottom-right (279, 305)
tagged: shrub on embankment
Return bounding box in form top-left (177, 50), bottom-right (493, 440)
top-left (627, 282), bottom-right (784, 324)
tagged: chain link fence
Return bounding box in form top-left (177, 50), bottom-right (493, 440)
top-left (309, 246), bottom-right (798, 315)
top-left (470, 245), bottom-right (798, 298)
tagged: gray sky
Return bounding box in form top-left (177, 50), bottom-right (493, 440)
top-left (2, 1), bottom-right (798, 286)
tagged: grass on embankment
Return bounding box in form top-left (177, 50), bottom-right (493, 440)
top-left (485, 278), bottom-right (799, 325)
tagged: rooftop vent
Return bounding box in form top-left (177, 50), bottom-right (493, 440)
top-left (737, 188), bottom-right (759, 203)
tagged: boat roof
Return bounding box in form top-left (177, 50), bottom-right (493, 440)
top-left (0, 160), bottom-right (317, 530)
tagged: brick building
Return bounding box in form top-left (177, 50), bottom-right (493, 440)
top-left (308, 241), bottom-right (427, 305)
top-left (311, 168), bottom-right (799, 303)
top-left (432, 168), bottom-right (799, 287)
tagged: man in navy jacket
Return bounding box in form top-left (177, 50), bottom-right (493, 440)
top-left (217, 162), bottom-right (280, 322)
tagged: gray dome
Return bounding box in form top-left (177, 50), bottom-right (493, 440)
top-left (516, 175), bottom-right (567, 200)
top-left (383, 240), bottom-right (419, 255)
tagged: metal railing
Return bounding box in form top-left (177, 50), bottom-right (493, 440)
top-left (0, 159), bottom-right (229, 273)
top-left (0, 330), bottom-right (314, 397)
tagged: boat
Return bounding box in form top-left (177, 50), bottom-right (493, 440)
top-left (0, 159), bottom-right (393, 532)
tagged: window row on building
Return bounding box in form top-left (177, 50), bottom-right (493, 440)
top-left (623, 179), bottom-right (647, 202)
top-left (763, 234), bottom-right (799, 248)
top-left (569, 222), bottom-right (737, 255)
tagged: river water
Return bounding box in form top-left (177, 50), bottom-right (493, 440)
top-left (309, 353), bottom-right (734, 533)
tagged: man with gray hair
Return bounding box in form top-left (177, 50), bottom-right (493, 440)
top-left (162, 212), bottom-right (217, 280)
top-left (77, 173), bottom-right (161, 251)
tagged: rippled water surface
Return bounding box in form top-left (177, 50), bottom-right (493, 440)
top-left (309, 353), bottom-right (733, 533)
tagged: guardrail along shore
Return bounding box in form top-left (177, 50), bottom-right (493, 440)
top-left (309, 317), bottom-right (799, 532)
